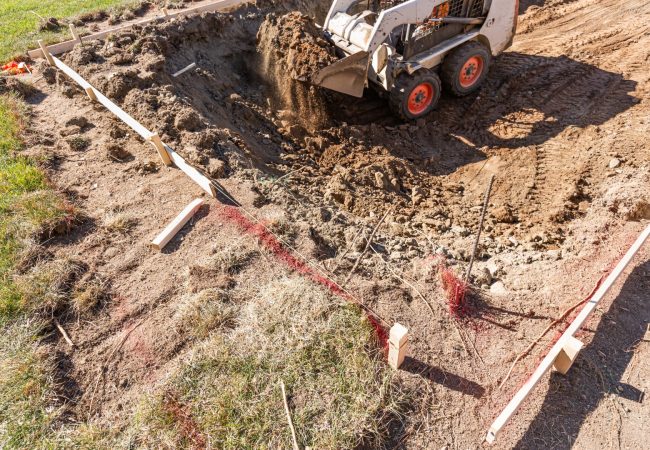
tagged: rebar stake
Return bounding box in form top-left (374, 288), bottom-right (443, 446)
top-left (465, 174), bottom-right (495, 285)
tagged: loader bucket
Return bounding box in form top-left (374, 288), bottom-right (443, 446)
top-left (308, 51), bottom-right (370, 97)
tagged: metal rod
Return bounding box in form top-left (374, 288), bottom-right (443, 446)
top-left (431, 16), bottom-right (485, 25)
top-left (465, 174), bottom-right (495, 284)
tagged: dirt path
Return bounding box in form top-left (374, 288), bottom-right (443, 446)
top-left (19, 0), bottom-right (650, 447)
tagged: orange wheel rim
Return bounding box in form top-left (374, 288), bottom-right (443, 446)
top-left (459, 55), bottom-right (483, 88)
top-left (407, 82), bottom-right (434, 115)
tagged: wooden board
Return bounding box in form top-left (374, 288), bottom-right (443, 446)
top-left (51, 55), bottom-right (216, 197)
top-left (166, 144), bottom-right (217, 197)
top-left (486, 224), bottom-right (650, 444)
top-left (151, 198), bottom-right (205, 250)
top-left (29, 0), bottom-right (247, 59)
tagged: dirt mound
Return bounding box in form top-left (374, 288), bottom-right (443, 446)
top-left (258, 12), bottom-right (337, 81)
top-left (0, 76), bottom-right (36, 97)
top-left (257, 12), bottom-right (338, 130)
top-left (58, 0), bottom-right (648, 256)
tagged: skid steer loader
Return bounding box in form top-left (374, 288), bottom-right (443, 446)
top-left (308, 0), bottom-right (519, 120)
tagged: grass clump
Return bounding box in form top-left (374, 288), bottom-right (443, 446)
top-left (65, 135), bottom-right (90, 151)
top-left (0, 319), bottom-right (60, 448)
top-left (174, 288), bottom-right (237, 339)
top-left (14, 258), bottom-right (85, 315)
top-left (140, 276), bottom-right (400, 449)
top-left (71, 273), bottom-right (107, 315)
top-left (102, 209), bottom-right (138, 235)
top-left (207, 240), bottom-right (259, 274)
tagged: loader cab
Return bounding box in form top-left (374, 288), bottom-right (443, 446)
top-left (316, 0), bottom-right (517, 119)
top-left (403, 0), bottom-right (487, 58)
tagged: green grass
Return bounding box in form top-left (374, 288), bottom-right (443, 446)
top-left (0, 0), bottom-right (143, 62)
top-left (0, 93), bottom-right (71, 448)
top-left (138, 277), bottom-right (400, 449)
top-left (0, 93), bottom-right (70, 319)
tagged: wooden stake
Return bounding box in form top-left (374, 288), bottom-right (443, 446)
top-left (388, 323), bottom-right (408, 369)
top-left (69, 23), bottom-right (82, 45)
top-left (84, 86), bottom-right (97, 102)
top-left (486, 224), bottom-right (650, 444)
top-left (162, 7), bottom-right (170, 16)
top-left (53, 318), bottom-right (75, 347)
top-left (37, 40), bottom-right (55, 65)
top-left (553, 336), bottom-right (583, 374)
top-left (149, 133), bottom-right (172, 166)
top-left (280, 380), bottom-right (300, 450)
top-left (151, 198), bottom-right (204, 250)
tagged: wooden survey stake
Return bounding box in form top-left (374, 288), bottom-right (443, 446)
top-left (69, 24), bottom-right (82, 45)
top-left (149, 134), bottom-right (172, 166)
top-left (151, 198), bottom-right (204, 250)
top-left (388, 323), bottom-right (408, 369)
top-left (85, 87), bottom-right (97, 102)
top-left (37, 40), bottom-right (55, 65)
top-left (553, 336), bottom-right (584, 374)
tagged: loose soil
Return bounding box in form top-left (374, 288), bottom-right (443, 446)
top-left (16, 0), bottom-right (650, 447)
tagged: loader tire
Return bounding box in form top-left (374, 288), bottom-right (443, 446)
top-left (389, 70), bottom-right (441, 121)
top-left (441, 41), bottom-right (491, 96)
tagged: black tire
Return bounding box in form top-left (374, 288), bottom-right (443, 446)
top-left (389, 70), bottom-right (442, 121)
top-left (441, 41), bottom-right (491, 96)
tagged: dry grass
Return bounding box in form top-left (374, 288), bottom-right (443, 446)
top-left (174, 288), bottom-right (237, 339)
top-left (0, 319), bottom-right (60, 448)
top-left (14, 258), bottom-right (85, 315)
top-left (206, 239), bottom-right (259, 274)
top-left (102, 210), bottom-right (138, 235)
top-left (71, 274), bottom-right (108, 315)
top-left (138, 275), bottom-right (401, 449)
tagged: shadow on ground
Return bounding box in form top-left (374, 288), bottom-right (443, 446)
top-left (514, 259), bottom-right (650, 449)
top-left (402, 356), bottom-right (486, 398)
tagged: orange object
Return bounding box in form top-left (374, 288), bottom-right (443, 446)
top-left (407, 81), bottom-right (436, 115)
top-left (458, 55), bottom-right (484, 88)
top-left (1, 61), bottom-right (31, 75)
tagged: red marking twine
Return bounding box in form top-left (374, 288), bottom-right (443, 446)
top-left (511, 272), bottom-right (609, 395)
top-left (218, 206), bottom-right (389, 347)
top-left (437, 257), bottom-right (468, 318)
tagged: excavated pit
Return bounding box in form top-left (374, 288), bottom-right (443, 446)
top-left (59, 1), bottom-right (645, 253)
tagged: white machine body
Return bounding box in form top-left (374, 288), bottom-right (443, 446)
top-left (312, 0), bottom-right (519, 96)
